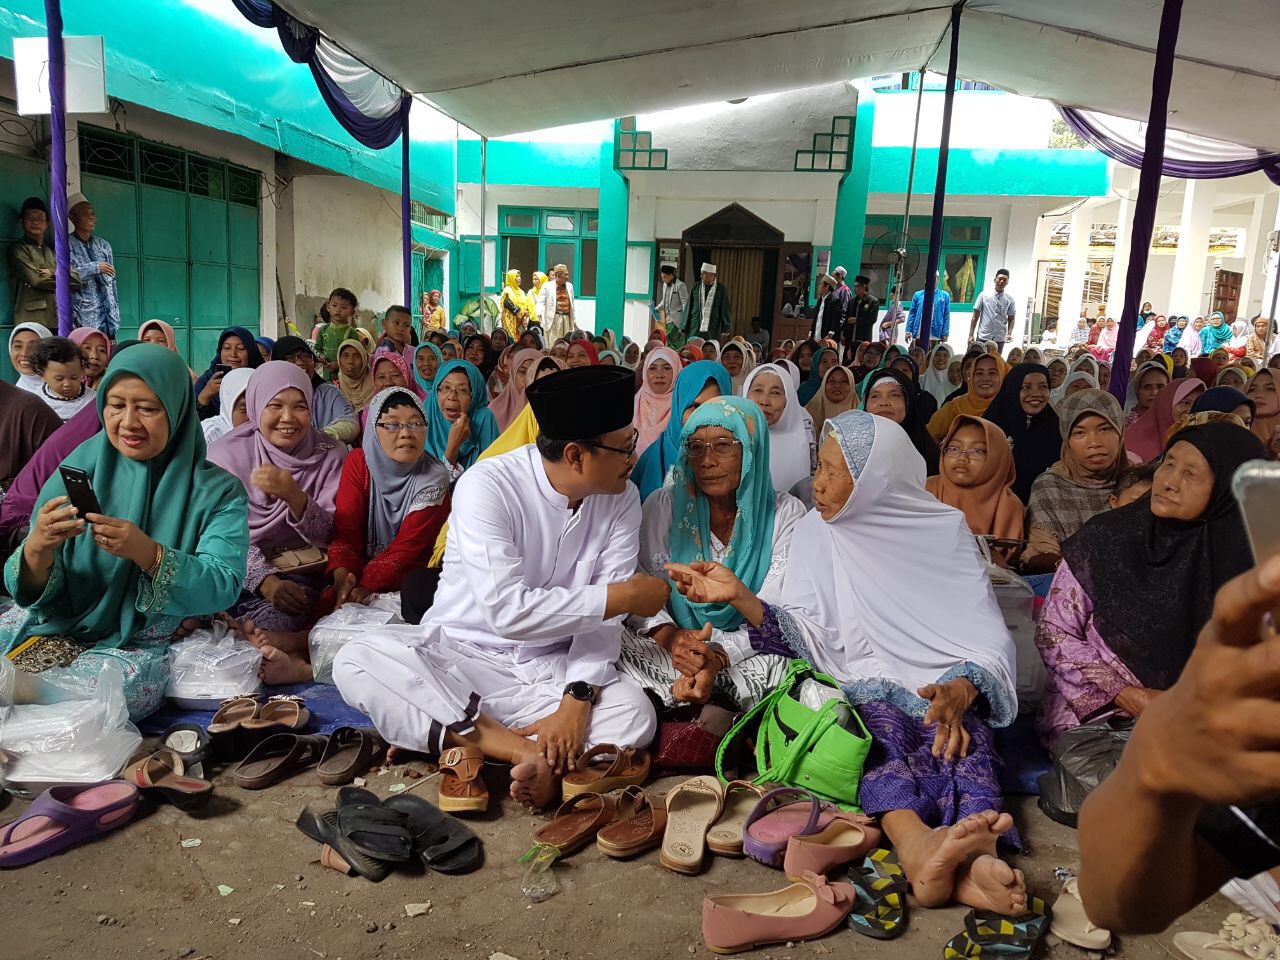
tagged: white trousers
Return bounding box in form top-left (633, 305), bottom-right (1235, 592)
top-left (333, 631), bottom-right (657, 755)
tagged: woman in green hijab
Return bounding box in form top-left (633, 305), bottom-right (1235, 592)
top-left (2, 344), bottom-right (249, 719)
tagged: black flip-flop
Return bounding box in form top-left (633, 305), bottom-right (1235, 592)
top-left (294, 789), bottom-right (413, 883)
top-left (382, 793), bottom-right (483, 874)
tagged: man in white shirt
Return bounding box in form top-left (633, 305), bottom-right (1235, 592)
top-left (334, 366), bottom-right (670, 809)
top-left (969, 268), bottom-right (1017, 347)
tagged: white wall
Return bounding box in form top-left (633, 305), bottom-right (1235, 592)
top-left (872, 91), bottom-right (1059, 150)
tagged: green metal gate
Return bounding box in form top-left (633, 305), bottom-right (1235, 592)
top-left (78, 126), bottom-right (261, 367)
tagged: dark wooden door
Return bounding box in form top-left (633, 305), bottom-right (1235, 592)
top-left (1213, 269), bottom-right (1243, 321)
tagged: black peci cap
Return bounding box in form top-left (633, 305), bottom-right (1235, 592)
top-left (527, 365), bottom-right (636, 441)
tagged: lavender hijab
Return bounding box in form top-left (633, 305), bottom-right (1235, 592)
top-left (207, 361), bottom-right (345, 544)
top-left (362, 388), bottom-right (451, 554)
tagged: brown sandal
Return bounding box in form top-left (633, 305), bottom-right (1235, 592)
top-left (232, 733), bottom-right (328, 789)
top-left (596, 786), bottom-right (668, 859)
top-left (207, 695), bottom-right (260, 736)
top-left (437, 746), bottom-right (489, 813)
top-left (241, 694), bottom-right (310, 732)
top-left (708, 780), bottom-right (769, 857)
top-left (316, 727), bottom-right (387, 786)
top-left (533, 793), bottom-right (618, 856)
top-left (561, 744), bottom-right (650, 800)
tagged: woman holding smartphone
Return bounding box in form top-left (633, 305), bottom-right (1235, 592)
top-left (2, 345), bottom-right (249, 720)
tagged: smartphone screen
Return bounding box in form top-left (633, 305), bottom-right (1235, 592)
top-left (1234, 462), bottom-right (1280, 566)
top-left (58, 465), bottom-right (103, 518)
top-left (213, 364), bottom-right (232, 376)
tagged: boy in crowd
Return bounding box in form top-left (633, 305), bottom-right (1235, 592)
top-left (379, 304), bottom-right (417, 355)
top-left (1108, 462), bottom-right (1159, 509)
top-left (315, 287), bottom-right (359, 378)
top-left (30, 336), bottom-right (95, 421)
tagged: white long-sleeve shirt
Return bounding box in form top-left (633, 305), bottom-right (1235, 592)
top-left (423, 444), bottom-right (641, 685)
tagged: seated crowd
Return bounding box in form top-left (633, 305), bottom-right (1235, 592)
top-left (2, 280), bottom-right (1277, 930)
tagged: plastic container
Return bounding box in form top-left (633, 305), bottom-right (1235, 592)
top-left (165, 623), bottom-right (262, 709)
top-left (308, 599), bottom-right (403, 685)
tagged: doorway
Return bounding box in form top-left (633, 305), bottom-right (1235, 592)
top-left (680, 203), bottom-right (788, 338)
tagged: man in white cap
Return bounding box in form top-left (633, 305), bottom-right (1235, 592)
top-left (657, 263), bottom-right (688, 335)
top-left (66, 192), bottom-right (120, 339)
top-left (683, 262), bottom-right (732, 342)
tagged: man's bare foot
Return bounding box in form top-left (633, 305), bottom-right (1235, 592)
top-left (257, 644), bottom-right (313, 685)
top-left (243, 619), bottom-right (309, 655)
top-left (954, 854), bottom-right (1028, 914)
top-left (509, 753), bottom-right (558, 810)
top-left (895, 810), bottom-right (1011, 908)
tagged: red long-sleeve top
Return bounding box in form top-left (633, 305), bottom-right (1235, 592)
top-left (325, 449), bottom-right (450, 594)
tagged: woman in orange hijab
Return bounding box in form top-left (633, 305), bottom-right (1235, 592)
top-left (926, 353), bottom-right (1007, 443)
top-left (926, 415), bottom-right (1025, 567)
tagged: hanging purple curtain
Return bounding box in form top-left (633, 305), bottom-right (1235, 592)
top-left (1058, 105), bottom-right (1280, 187)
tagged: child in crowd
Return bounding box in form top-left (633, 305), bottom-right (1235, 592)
top-left (1108, 461), bottom-right (1159, 509)
top-left (378, 304), bottom-right (416, 355)
top-left (30, 335), bottom-right (96, 420)
top-left (314, 287), bottom-right (358, 379)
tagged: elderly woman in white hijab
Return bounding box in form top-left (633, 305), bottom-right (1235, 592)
top-left (666, 410), bottom-right (1025, 916)
top-left (742, 363), bottom-right (817, 493)
top-left (1052, 355), bottom-right (1100, 406)
top-left (921, 343), bottom-right (955, 407)
top-left (719, 340), bottom-right (755, 394)
top-left (200, 367), bottom-right (254, 445)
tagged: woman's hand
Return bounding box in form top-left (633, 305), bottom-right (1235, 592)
top-left (85, 513), bottom-right (157, 570)
top-left (27, 496), bottom-right (85, 553)
top-left (251, 465), bottom-right (300, 502)
top-left (261, 574), bottom-right (311, 616)
top-left (673, 667), bottom-right (717, 704)
top-left (1115, 686), bottom-right (1161, 718)
top-left (665, 561), bottom-right (744, 605)
top-left (919, 677), bottom-right (978, 761)
top-left (445, 413), bottom-right (471, 464)
top-left (197, 370), bottom-right (224, 406)
top-left (654, 622), bottom-right (715, 677)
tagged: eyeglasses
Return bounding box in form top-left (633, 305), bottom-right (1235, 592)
top-left (943, 445), bottom-right (989, 460)
top-left (581, 430), bottom-right (639, 459)
top-left (685, 438), bottom-right (742, 460)
top-left (375, 420), bottom-right (427, 434)
top-left (438, 385), bottom-right (471, 400)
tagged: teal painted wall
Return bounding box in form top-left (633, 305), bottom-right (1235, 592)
top-left (832, 92), bottom-right (876, 288)
top-left (458, 140), bottom-right (602, 188)
top-left (595, 142), bottom-right (628, 337)
top-left (869, 147), bottom-right (1109, 197)
top-left (0, 1), bottom-right (455, 214)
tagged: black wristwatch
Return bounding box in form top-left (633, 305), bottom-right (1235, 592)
top-left (563, 681), bottom-right (598, 705)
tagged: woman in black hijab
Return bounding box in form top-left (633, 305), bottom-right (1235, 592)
top-left (982, 363), bottom-right (1060, 504)
top-left (861, 366), bottom-right (941, 475)
top-left (886, 353), bottom-right (938, 423)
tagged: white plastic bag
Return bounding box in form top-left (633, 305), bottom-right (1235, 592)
top-left (978, 538), bottom-right (1044, 712)
top-left (166, 622), bottom-right (262, 709)
top-left (0, 661), bottom-right (142, 798)
top-left (308, 598), bottom-right (403, 684)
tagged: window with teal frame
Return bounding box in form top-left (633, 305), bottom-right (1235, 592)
top-left (498, 205), bottom-right (600, 298)
top-left (860, 215), bottom-right (990, 310)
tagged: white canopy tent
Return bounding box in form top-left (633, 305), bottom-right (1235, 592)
top-left (276, 0), bottom-right (1280, 149)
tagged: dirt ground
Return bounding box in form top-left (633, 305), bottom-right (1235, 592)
top-left (0, 759), bottom-right (1231, 960)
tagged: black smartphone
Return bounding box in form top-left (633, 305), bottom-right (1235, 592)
top-left (1234, 462), bottom-right (1280, 566)
top-left (213, 363), bottom-right (232, 376)
top-left (58, 465), bottom-right (103, 518)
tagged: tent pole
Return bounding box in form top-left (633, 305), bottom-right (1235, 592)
top-left (898, 68), bottom-right (927, 305)
top-left (479, 135), bottom-right (487, 321)
top-left (918, 2), bottom-right (964, 352)
top-left (400, 98), bottom-right (412, 313)
top-left (44, 0), bottom-right (72, 336)
top-left (1110, 0), bottom-right (1184, 403)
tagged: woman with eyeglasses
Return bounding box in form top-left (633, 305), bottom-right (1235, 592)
top-left (618, 396), bottom-right (806, 710)
top-left (424, 358), bottom-right (500, 474)
top-left (926, 416), bottom-right (1024, 567)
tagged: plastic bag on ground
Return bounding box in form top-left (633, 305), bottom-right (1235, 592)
top-left (166, 621), bottom-right (262, 708)
top-left (308, 597), bottom-right (404, 685)
top-left (0, 661), bottom-right (142, 798)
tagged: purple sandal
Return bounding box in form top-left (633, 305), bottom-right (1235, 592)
top-left (742, 787), bottom-right (831, 867)
top-left (0, 781), bottom-right (139, 868)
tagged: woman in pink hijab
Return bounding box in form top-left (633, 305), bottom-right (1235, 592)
top-left (68, 327), bottom-right (110, 389)
top-left (488, 347), bottom-right (545, 431)
top-left (634, 345), bottom-right (680, 455)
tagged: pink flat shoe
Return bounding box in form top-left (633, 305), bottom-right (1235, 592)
top-left (783, 814), bottom-right (882, 880)
top-left (702, 871), bottom-right (855, 955)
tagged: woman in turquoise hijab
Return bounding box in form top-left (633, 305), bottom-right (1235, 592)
top-left (1, 344), bottom-right (249, 719)
top-left (618, 395), bottom-right (809, 709)
top-left (796, 347), bottom-right (838, 405)
top-left (424, 358), bottom-right (500, 471)
top-left (412, 342), bottom-right (443, 395)
top-left (1200, 310), bottom-right (1234, 355)
top-left (633, 359), bottom-right (730, 502)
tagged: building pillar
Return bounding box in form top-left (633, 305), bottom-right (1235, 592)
top-left (1002, 202), bottom-right (1038, 343)
top-left (1057, 204), bottom-right (1092, 345)
top-left (1169, 179), bottom-right (1216, 315)
top-left (1106, 173), bottom-right (1135, 316)
top-left (1239, 188), bottom-right (1280, 318)
top-left (594, 138), bottom-right (629, 338)
top-left (831, 88), bottom-right (876, 281)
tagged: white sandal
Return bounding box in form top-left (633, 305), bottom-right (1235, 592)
top-left (1049, 876), bottom-right (1112, 950)
top-left (1174, 913), bottom-right (1280, 960)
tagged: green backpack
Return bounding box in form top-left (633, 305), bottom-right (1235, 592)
top-left (714, 659), bottom-right (873, 810)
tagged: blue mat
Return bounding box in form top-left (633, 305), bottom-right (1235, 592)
top-left (996, 713), bottom-right (1050, 795)
top-left (138, 682), bottom-right (372, 737)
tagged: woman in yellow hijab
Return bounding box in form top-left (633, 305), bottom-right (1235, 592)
top-left (927, 352), bottom-right (1008, 442)
top-left (499, 269), bottom-right (532, 338)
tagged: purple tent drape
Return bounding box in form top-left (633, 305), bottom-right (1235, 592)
top-left (1058, 106), bottom-right (1280, 187)
top-left (1110, 0), bottom-right (1184, 404)
top-left (45, 0), bottom-right (72, 335)
top-left (230, 0), bottom-right (413, 307)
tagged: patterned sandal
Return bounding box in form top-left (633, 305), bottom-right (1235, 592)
top-left (846, 848), bottom-right (909, 940)
top-left (437, 745), bottom-right (489, 813)
top-left (942, 898), bottom-right (1052, 960)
